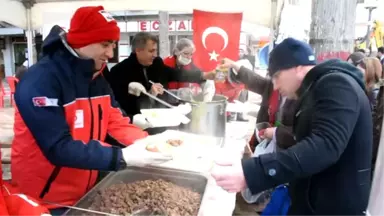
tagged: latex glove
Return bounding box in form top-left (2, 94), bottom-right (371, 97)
top-left (150, 83), bottom-right (164, 96)
top-left (122, 144), bottom-right (173, 166)
top-left (128, 82), bottom-right (146, 97)
top-left (132, 114), bottom-right (153, 130)
top-left (201, 80), bottom-right (216, 102)
top-left (173, 103), bottom-right (192, 115)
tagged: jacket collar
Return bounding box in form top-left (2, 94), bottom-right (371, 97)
top-left (58, 32), bottom-right (97, 80)
top-left (296, 67), bottom-right (319, 97)
top-left (128, 52), bottom-right (147, 69)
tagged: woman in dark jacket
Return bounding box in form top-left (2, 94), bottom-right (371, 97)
top-left (220, 58), bottom-right (297, 150)
top-left (347, 52), bottom-right (383, 175)
top-left (356, 57), bottom-right (382, 108)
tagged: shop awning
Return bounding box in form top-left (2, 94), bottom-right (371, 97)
top-left (0, 0), bottom-right (27, 29)
top-left (1, 0), bottom-right (284, 29)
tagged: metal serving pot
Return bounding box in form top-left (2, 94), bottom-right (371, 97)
top-left (173, 89), bottom-right (227, 137)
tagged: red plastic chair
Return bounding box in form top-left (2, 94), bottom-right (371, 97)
top-left (5, 77), bottom-right (18, 107)
top-left (0, 82), bottom-right (4, 108)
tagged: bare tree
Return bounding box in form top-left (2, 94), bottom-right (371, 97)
top-left (159, 11), bottom-right (170, 58)
top-left (309, 0), bottom-right (358, 61)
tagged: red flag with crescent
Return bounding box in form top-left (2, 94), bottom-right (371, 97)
top-left (192, 10), bottom-right (244, 102)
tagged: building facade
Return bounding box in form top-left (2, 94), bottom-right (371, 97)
top-left (0, 21), bottom-right (42, 78)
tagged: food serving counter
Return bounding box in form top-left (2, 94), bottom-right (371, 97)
top-left (0, 105), bottom-right (255, 215)
top-left (64, 127), bottom-right (250, 216)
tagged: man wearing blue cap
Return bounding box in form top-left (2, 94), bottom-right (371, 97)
top-left (212, 38), bottom-right (372, 215)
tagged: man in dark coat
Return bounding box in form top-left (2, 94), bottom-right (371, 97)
top-left (212, 38), bottom-right (372, 215)
top-left (105, 32), bottom-right (214, 130)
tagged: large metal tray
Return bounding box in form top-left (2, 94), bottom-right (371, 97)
top-left (63, 166), bottom-right (208, 215)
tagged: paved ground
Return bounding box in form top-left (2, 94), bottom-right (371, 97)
top-left (1, 81), bottom-right (12, 180)
top-left (1, 81), bottom-right (12, 108)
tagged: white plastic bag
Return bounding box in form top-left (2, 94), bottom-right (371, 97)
top-left (254, 138), bottom-right (276, 157)
top-left (241, 138), bottom-right (276, 204)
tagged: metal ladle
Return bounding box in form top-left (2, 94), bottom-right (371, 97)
top-left (148, 80), bottom-right (197, 104)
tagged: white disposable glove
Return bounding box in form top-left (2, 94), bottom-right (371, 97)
top-left (128, 82), bottom-right (146, 97)
top-left (201, 80), bottom-right (215, 102)
top-left (231, 59), bottom-right (253, 75)
top-left (169, 104), bottom-right (191, 124)
top-left (122, 144), bottom-right (173, 166)
top-left (132, 114), bottom-right (153, 130)
top-left (173, 103), bottom-right (192, 115)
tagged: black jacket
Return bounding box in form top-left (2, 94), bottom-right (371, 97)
top-left (233, 66), bottom-right (296, 149)
top-left (105, 53), bottom-right (205, 120)
top-left (242, 59), bottom-right (372, 215)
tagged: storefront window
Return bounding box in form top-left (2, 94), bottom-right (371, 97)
top-left (108, 42), bottom-right (119, 63)
top-left (13, 43), bottom-right (27, 68)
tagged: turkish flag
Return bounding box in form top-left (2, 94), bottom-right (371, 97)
top-left (192, 10), bottom-right (242, 71)
top-left (192, 10), bottom-right (243, 102)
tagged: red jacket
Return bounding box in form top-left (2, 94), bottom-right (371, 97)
top-left (215, 81), bottom-right (244, 102)
top-left (163, 56), bottom-right (244, 102)
top-left (163, 55), bottom-right (200, 91)
top-left (11, 27), bottom-right (147, 209)
top-left (0, 153), bottom-right (50, 215)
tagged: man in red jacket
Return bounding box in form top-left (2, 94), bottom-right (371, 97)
top-left (11, 6), bottom-right (170, 215)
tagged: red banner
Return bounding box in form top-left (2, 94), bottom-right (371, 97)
top-left (192, 10), bottom-right (242, 71)
top-left (192, 10), bottom-right (243, 102)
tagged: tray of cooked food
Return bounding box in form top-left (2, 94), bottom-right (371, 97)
top-left (133, 130), bottom-right (222, 160)
top-left (63, 166), bottom-right (208, 216)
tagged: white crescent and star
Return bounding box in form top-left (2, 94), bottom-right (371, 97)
top-left (201, 26), bottom-right (229, 62)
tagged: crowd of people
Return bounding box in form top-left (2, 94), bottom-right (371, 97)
top-left (0, 4), bottom-right (383, 216)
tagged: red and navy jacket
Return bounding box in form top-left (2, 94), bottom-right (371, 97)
top-left (11, 26), bottom-right (147, 208)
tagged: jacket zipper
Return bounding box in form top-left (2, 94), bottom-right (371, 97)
top-left (98, 104), bottom-right (103, 140)
top-left (87, 105), bottom-right (103, 192)
top-left (86, 85), bottom-right (94, 192)
top-left (39, 167), bottom-right (61, 199)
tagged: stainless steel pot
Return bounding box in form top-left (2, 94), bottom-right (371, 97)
top-left (177, 91), bottom-right (228, 137)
